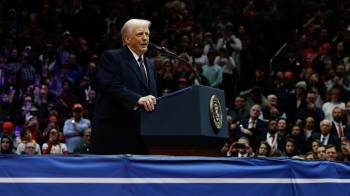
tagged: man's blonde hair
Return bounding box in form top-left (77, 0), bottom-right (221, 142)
top-left (121, 19), bottom-right (151, 45)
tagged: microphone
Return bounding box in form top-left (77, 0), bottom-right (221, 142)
top-left (149, 43), bottom-right (178, 57)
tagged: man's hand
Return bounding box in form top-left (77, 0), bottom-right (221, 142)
top-left (137, 95), bottom-right (156, 111)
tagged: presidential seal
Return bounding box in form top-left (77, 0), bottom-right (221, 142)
top-left (209, 95), bottom-right (223, 132)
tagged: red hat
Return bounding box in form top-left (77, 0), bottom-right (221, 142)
top-left (283, 71), bottom-right (294, 79)
top-left (72, 103), bottom-right (84, 111)
top-left (48, 115), bottom-right (57, 123)
top-left (178, 77), bottom-right (188, 83)
top-left (2, 121), bottom-right (14, 132)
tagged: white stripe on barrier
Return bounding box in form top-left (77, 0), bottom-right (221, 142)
top-left (0, 178), bottom-right (349, 184)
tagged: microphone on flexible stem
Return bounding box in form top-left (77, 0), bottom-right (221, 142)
top-left (148, 43), bottom-right (178, 57)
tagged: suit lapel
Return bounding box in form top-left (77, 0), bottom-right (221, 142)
top-left (122, 47), bottom-right (148, 88)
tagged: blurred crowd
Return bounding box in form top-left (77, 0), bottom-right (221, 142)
top-left (0, 0), bottom-right (350, 160)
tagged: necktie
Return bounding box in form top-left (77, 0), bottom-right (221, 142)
top-left (321, 136), bottom-right (326, 145)
top-left (338, 123), bottom-right (344, 137)
top-left (138, 57), bottom-right (148, 85)
top-left (271, 135), bottom-right (276, 145)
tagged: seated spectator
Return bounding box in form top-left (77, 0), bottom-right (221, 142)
top-left (304, 151), bottom-right (316, 160)
top-left (23, 142), bottom-right (39, 155)
top-left (74, 128), bottom-right (91, 154)
top-left (42, 128), bottom-right (68, 155)
top-left (16, 129), bottom-right (41, 155)
top-left (303, 116), bottom-right (317, 141)
top-left (311, 140), bottom-right (321, 155)
top-left (63, 103), bottom-right (91, 153)
top-left (255, 141), bottom-right (271, 157)
top-left (277, 118), bottom-right (288, 137)
top-left (262, 94), bottom-right (286, 121)
top-left (0, 121), bottom-right (20, 150)
top-left (227, 136), bottom-right (254, 157)
top-left (236, 104), bottom-right (267, 149)
top-left (325, 144), bottom-right (338, 161)
top-left (330, 107), bottom-right (348, 139)
top-left (283, 138), bottom-right (298, 157)
top-left (259, 119), bottom-right (285, 153)
top-left (340, 138), bottom-right (350, 161)
top-left (0, 135), bottom-right (15, 154)
top-left (316, 145), bottom-right (327, 160)
top-left (308, 119), bottom-right (340, 146)
top-left (297, 91), bottom-right (325, 124)
top-left (287, 124), bottom-right (305, 153)
top-left (227, 95), bottom-right (249, 123)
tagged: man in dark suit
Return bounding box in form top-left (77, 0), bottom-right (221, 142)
top-left (91, 19), bottom-right (157, 155)
top-left (309, 119), bottom-right (340, 147)
top-left (330, 107), bottom-right (349, 139)
top-left (236, 104), bottom-right (267, 149)
top-left (259, 119), bottom-right (285, 152)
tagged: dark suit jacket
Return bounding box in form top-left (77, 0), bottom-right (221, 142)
top-left (331, 122), bottom-right (350, 138)
top-left (236, 118), bottom-right (267, 149)
top-left (91, 47), bottom-right (157, 155)
top-left (259, 133), bottom-right (285, 152)
top-left (308, 132), bottom-right (340, 147)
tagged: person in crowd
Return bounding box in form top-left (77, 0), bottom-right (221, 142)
top-left (74, 128), bottom-right (91, 154)
top-left (303, 116), bottom-right (318, 142)
top-left (277, 118), bottom-right (288, 137)
top-left (16, 129), bottom-right (41, 155)
top-left (23, 142), bottom-right (39, 155)
top-left (325, 144), bottom-right (338, 161)
top-left (340, 138), bottom-right (350, 161)
top-left (283, 138), bottom-right (298, 157)
top-left (0, 121), bottom-right (19, 150)
top-left (236, 104), bottom-right (267, 149)
top-left (260, 119), bottom-right (285, 153)
top-left (316, 145), bottom-right (327, 160)
top-left (297, 91), bottom-right (325, 124)
top-left (311, 140), bottom-right (321, 155)
top-left (202, 50), bottom-right (222, 88)
top-left (309, 119), bottom-right (340, 146)
top-left (287, 124), bottom-right (304, 152)
top-left (63, 103), bottom-right (90, 153)
top-left (304, 151), bottom-right (316, 160)
top-left (227, 136), bottom-right (254, 158)
top-left (227, 95), bottom-right (249, 123)
top-left (255, 141), bottom-right (271, 157)
top-left (0, 135), bottom-right (15, 154)
top-left (322, 86), bottom-right (345, 121)
top-left (42, 128), bottom-right (68, 155)
top-left (262, 94), bottom-right (286, 121)
top-left (330, 107), bottom-right (348, 139)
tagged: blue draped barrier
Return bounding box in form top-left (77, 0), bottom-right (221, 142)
top-left (0, 155), bottom-right (350, 195)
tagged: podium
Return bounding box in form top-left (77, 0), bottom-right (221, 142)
top-left (141, 85), bottom-right (228, 156)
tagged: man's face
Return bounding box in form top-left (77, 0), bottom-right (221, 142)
top-left (268, 120), bottom-right (278, 133)
top-left (332, 108), bottom-right (343, 122)
top-left (317, 146), bottom-right (326, 160)
top-left (267, 97), bottom-right (277, 107)
top-left (234, 97), bottom-right (245, 109)
top-left (278, 119), bottom-right (286, 131)
top-left (320, 121), bottom-right (331, 135)
top-left (306, 93), bottom-right (316, 104)
top-left (305, 117), bottom-right (314, 129)
top-left (326, 147), bottom-right (337, 161)
top-left (250, 105), bottom-right (260, 119)
top-left (125, 26), bottom-right (150, 56)
top-left (25, 143), bottom-right (36, 155)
